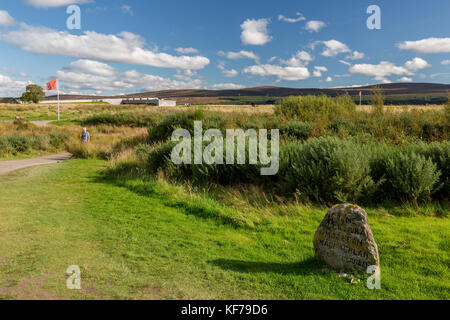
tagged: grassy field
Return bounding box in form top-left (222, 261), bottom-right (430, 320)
top-left (0, 159), bottom-right (448, 300)
top-left (0, 96), bottom-right (448, 300)
top-left (0, 103), bottom-right (445, 121)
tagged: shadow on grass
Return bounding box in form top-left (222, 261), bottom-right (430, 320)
top-left (90, 172), bottom-right (255, 229)
top-left (210, 257), bottom-right (322, 275)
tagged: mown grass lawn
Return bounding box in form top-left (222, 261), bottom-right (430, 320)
top-left (0, 159), bottom-right (448, 300)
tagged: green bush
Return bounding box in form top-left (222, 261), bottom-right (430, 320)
top-left (280, 121), bottom-right (311, 140)
top-left (278, 137), bottom-right (376, 203)
top-left (148, 110), bottom-right (204, 143)
top-left (146, 141), bottom-right (177, 174)
top-left (407, 141), bottom-right (449, 199)
top-left (49, 133), bottom-right (69, 148)
top-left (275, 95), bottom-right (356, 122)
top-left (384, 151), bottom-right (441, 202)
top-left (0, 135), bottom-right (32, 155)
top-left (83, 113), bottom-right (157, 127)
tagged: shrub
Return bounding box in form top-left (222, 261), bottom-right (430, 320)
top-left (148, 110), bottom-right (204, 142)
top-left (406, 141), bottom-right (449, 199)
top-left (280, 121), bottom-right (311, 140)
top-left (275, 95), bottom-right (356, 123)
top-left (146, 141), bottom-right (176, 174)
top-left (83, 113), bottom-right (157, 127)
top-left (278, 137), bottom-right (376, 204)
top-left (384, 151), bottom-right (441, 202)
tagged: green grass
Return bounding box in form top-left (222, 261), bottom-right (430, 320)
top-left (0, 160), bottom-right (448, 300)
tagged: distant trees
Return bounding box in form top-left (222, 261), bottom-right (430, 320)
top-left (21, 84), bottom-right (45, 103)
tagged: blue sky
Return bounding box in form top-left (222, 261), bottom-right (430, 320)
top-left (0, 0), bottom-right (449, 96)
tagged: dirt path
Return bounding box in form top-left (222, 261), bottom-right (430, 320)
top-left (0, 153), bottom-right (72, 175)
top-left (0, 120), bottom-right (60, 126)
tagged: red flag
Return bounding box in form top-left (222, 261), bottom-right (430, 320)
top-left (359, 91), bottom-right (362, 97)
top-left (46, 79), bottom-right (58, 91)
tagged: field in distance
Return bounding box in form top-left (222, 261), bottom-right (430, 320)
top-left (0, 103), bottom-right (445, 121)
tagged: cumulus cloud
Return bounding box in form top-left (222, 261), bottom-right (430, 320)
top-left (54, 59), bottom-right (203, 94)
top-left (217, 50), bottom-right (260, 63)
top-left (349, 58), bottom-right (430, 82)
top-left (0, 67), bottom-right (28, 78)
top-left (278, 13), bottom-right (305, 23)
top-left (0, 24), bottom-right (209, 70)
top-left (63, 59), bottom-right (116, 77)
top-left (241, 18), bottom-right (272, 46)
top-left (173, 69), bottom-right (199, 81)
top-left (243, 64), bottom-right (310, 81)
top-left (211, 83), bottom-right (245, 90)
top-left (217, 61), bottom-right (238, 78)
top-left (175, 47), bottom-right (200, 54)
top-left (26, 0), bottom-right (93, 8)
top-left (0, 10), bottom-right (15, 26)
top-left (325, 76), bottom-right (333, 82)
top-left (305, 20), bottom-right (326, 33)
top-left (0, 74), bottom-right (27, 96)
top-left (346, 51), bottom-right (365, 60)
top-left (398, 77), bottom-right (413, 83)
top-left (319, 40), bottom-right (351, 57)
top-left (404, 57), bottom-right (431, 71)
top-left (442, 60), bottom-right (450, 65)
top-left (313, 66), bottom-right (327, 77)
top-left (398, 37), bottom-right (450, 53)
top-left (281, 51), bottom-right (313, 67)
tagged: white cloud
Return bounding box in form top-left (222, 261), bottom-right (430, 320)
top-left (0, 10), bottom-right (15, 26)
top-left (121, 5), bottom-right (133, 16)
top-left (398, 37), bottom-right (450, 53)
top-left (339, 60), bottom-right (352, 66)
top-left (217, 61), bottom-right (238, 78)
top-left (404, 57), bottom-right (431, 71)
top-left (346, 51), bottom-right (365, 60)
top-left (243, 64), bottom-right (310, 81)
top-left (217, 50), bottom-right (260, 63)
top-left (241, 18), bottom-right (272, 46)
top-left (0, 24), bottom-right (210, 70)
top-left (0, 67), bottom-right (28, 78)
top-left (442, 60), bottom-right (450, 65)
top-left (211, 83), bottom-right (245, 90)
top-left (54, 59), bottom-right (204, 94)
top-left (175, 47), bottom-right (200, 54)
top-left (325, 76), bottom-right (333, 82)
top-left (63, 59), bottom-right (116, 77)
top-left (26, 0), bottom-right (93, 8)
top-left (320, 40), bottom-right (351, 57)
top-left (281, 51), bottom-right (313, 67)
top-left (173, 69), bottom-right (198, 81)
top-left (349, 58), bottom-right (430, 82)
top-left (398, 77), bottom-right (413, 83)
top-left (278, 13), bottom-right (305, 23)
top-left (350, 61), bottom-right (410, 81)
top-left (313, 66), bottom-right (327, 77)
top-left (305, 20), bottom-right (326, 33)
top-left (0, 74), bottom-right (27, 96)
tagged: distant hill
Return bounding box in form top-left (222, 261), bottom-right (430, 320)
top-left (44, 83), bottom-right (449, 105)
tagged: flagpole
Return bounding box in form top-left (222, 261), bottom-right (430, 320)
top-left (57, 79), bottom-right (60, 121)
